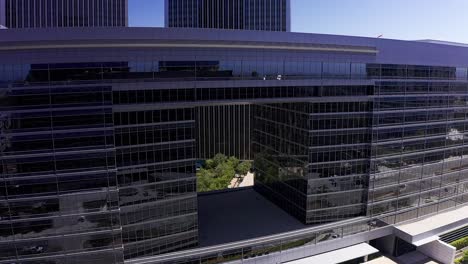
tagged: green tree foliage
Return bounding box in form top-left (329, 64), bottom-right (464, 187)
top-left (205, 153), bottom-right (227, 169)
top-left (452, 236), bottom-right (468, 250)
top-left (196, 168), bottom-right (215, 193)
top-left (227, 156), bottom-right (240, 169)
top-left (463, 251), bottom-right (468, 264)
top-left (453, 236), bottom-right (468, 264)
top-left (197, 154), bottom-right (252, 192)
top-left (455, 251), bottom-right (468, 264)
top-left (236, 161), bottom-right (252, 176)
top-left (253, 151), bottom-right (279, 184)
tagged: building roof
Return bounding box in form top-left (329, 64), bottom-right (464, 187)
top-left (284, 243), bottom-right (378, 264)
top-left (198, 188), bottom-right (306, 247)
top-left (1, 27), bottom-right (468, 67)
top-left (417, 39), bottom-right (468, 48)
top-left (395, 205), bottom-right (468, 245)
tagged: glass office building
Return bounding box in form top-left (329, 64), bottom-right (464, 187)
top-left (1, 27), bottom-right (468, 263)
top-left (367, 66), bottom-right (468, 222)
top-left (165, 0), bottom-right (291, 32)
top-left (2, 0), bottom-right (128, 28)
top-left (0, 83), bottom-right (124, 263)
top-left (254, 98), bottom-right (372, 224)
top-left (253, 64), bottom-right (468, 224)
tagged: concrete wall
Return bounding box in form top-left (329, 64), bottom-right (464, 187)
top-left (417, 240), bottom-right (456, 264)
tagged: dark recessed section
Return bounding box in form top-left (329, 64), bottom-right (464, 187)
top-left (198, 188), bottom-right (306, 247)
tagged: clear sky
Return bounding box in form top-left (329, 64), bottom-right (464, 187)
top-left (129, 0), bottom-right (468, 43)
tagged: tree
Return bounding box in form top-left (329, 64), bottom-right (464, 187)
top-left (205, 153), bottom-right (227, 169)
top-left (214, 162), bottom-right (236, 187)
top-left (212, 153), bottom-right (228, 167)
top-left (196, 153), bottom-right (251, 192)
top-left (197, 168), bottom-right (215, 192)
top-left (236, 161), bottom-right (252, 176)
top-left (227, 156), bottom-right (240, 169)
top-left (455, 251), bottom-right (468, 264)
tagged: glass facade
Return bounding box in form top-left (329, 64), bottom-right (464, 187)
top-left (0, 85), bottom-right (124, 263)
top-left (113, 105), bottom-right (198, 259)
top-left (4, 0), bottom-right (127, 28)
top-left (252, 64), bottom-right (468, 224)
top-left (368, 79), bottom-right (468, 224)
top-left (196, 105), bottom-right (253, 160)
top-left (253, 92), bottom-right (373, 224)
top-left (1, 31), bottom-right (468, 263)
top-left (166, 0), bottom-right (290, 31)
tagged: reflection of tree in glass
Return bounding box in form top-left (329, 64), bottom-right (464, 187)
top-left (253, 150), bottom-right (280, 184)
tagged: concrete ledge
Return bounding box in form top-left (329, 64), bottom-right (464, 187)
top-left (417, 240), bottom-right (456, 264)
top-left (395, 205), bottom-right (468, 245)
top-left (284, 243), bottom-right (378, 264)
top-left (413, 235), bottom-right (439, 247)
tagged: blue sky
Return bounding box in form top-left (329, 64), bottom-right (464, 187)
top-left (129, 0), bottom-right (468, 43)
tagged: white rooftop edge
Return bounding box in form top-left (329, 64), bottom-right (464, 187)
top-left (284, 243), bottom-right (378, 264)
top-left (412, 235), bottom-right (439, 247)
top-left (396, 205), bottom-right (468, 244)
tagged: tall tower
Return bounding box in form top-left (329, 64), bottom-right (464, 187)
top-left (2, 0), bottom-right (128, 29)
top-left (165, 0), bottom-right (291, 32)
top-left (0, 0), bottom-right (6, 27)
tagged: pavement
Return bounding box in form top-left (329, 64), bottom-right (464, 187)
top-left (239, 172), bottom-right (254, 187)
top-left (396, 251), bottom-right (440, 264)
top-left (365, 256), bottom-right (398, 264)
top-left (228, 172), bottom-right (255, 188)
top-left (228, 177), bottom-right (240, 188)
